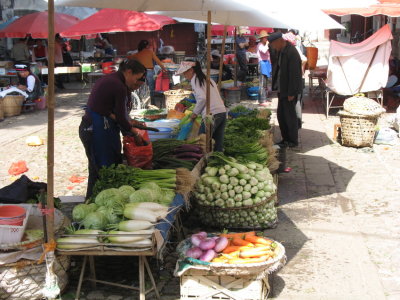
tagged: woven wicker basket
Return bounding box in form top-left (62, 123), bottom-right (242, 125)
top-left (339, 111), bottom-right (378, 147)
top-left (2, 95), bottom-right (24, 117)
top-left (164, 89), bottom-right (192, 110)
top-left (196, 195), bottom-right (277, 230)
top-left (0, 255), bottom-right (70, 300)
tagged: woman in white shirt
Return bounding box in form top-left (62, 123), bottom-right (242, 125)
top-left (15, 64), bottom-right (43, 102)
top-left (175, 61), bottom-right (227, 152)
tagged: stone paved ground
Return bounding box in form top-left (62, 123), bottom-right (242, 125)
top-left (0, 81), bottom-right (399, 299)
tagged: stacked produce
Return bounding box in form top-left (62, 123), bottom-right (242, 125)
top-left (183, 231), bottom-right (279, 264)
top-left (57, 183), bottom-right (172, 250)
top-left (193, 153), bottom-right (277, 229)
top-left (152, 138), bottom-right (204, 170)
top-left (92, 164), bottom-right (176, 199)
top-left (224, 113), bottom-right (271, 165)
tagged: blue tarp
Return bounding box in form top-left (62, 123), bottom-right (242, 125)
top-left (0, 17), bottom-right (18, 30)
top-left (155, 193), bottom-right (185, 240)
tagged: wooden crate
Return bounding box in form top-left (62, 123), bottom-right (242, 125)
top-left (180, 269), bottom-right (270, 300)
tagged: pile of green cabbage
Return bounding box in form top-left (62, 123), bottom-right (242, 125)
top-left (72, 183), bottom-right (174, 230)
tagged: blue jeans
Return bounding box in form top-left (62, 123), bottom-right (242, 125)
top-left (146, 69), bottom-right (155, 103)
top-left (199, 112), bottom-right (227, 152)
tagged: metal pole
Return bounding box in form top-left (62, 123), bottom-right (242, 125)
top-left (206, 11), bottom-right (212, 153)
top-left (217, 25), bottom-right (228, 92)
top-left (47, 0), bottom-right (55, 241)
top-left (234, 27), bottom-right (238, 87)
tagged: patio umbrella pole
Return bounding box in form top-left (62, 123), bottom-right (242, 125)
top-left (206, 10), bottom-right (212, 153)
top-left (41, 3), bottom-right (59, 299)
top-left (47, 0), bottom-right (55, 243)
top-left (217, 25), bottom-right (227, 91)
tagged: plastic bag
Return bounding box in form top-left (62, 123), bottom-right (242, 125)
top-left (374, 128), bottom-right (398, 145)
top-left (177, 122), bottom-right (193, 140)
top-left (123, 130), bottom-right (153, 169)
top-left (8, 161), bottom-right (29, 176)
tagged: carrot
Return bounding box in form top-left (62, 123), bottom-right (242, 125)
top-left (228, 255), bottom-right (270, 264)
top-left (222, 246), bottom-right (241, 254)
top-left (212, 257), bottom-right (228, 263)
top-left (244, 235), bottom-right (272, 246)
top-left (232, 238), bottom-right (254, 247)
top-left (240, 248), bottom-right (273, 258)
top-left (222, 251), bottom-right (240, 259)
top-left (220, 231), bottom-right (256, 239)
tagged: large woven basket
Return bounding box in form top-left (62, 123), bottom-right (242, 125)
top-left (0, 255), bottom-right (70, 300)
top-left (196, 195), bottom-right (277, 230)
top-left (2, 95), bottom-right (24, 117)
top-left (164, 89), bottom-right (192, 110)
top-left (339, 111), bottom-right (378, 147)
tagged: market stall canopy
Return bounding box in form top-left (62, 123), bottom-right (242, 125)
top-left (0, 11), bottom-right (79, 38)
top-left (323, 0), bottom-right (400, 17)
top-left (326, 24), bottom-right (392, 95)
top-left (211, 25), bottom-right (273, 36)
top-left (60, 8), bottom-right (176, 38)
top-left (56, 0), bottom-right (344, 30)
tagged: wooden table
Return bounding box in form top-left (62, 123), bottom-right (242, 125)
top-left (58, 247), bottom-right (160, 300)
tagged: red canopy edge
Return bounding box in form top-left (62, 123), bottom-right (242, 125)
top-left (323, 2), bottom-right (400, 17)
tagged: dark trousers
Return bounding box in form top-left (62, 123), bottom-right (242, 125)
top-left (79, 119), bottom-right (97, 199)
top-left (236, 53), bottom-right (248, 82)
top-left (199, 112), bottom-right (227, 152)
top-left (277, 94), bottom-right (299, 145)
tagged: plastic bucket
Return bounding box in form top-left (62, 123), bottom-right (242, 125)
top-left (0, 205), bottom-right (26, 226)
top-left (148, 127), bottom-right (173, 141)
top-left (224, 87), bottom-right (241, 105)
top-left (102, 62), bottom-right (117, 74)
top-left (306, 47), bottom-right (318, 70)
top-left (34, 96), bottom-right (46, 110)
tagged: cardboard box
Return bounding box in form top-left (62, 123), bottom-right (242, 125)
top-left (0, 61), bottom-right (15, 69)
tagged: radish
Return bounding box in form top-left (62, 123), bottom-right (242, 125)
top-left (191, 234), bottom-right (204, 247)
top-left (214, 237), bottom-right (229, 252)
top-left (199, 249), bottom-right (216, 262)
top-left (199, 238), bottom-right (216, 250)
top-left (185, 247), bottom-right (203, 259)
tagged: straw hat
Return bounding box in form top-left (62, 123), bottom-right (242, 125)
top-left (175, 61), bottom-right (196, 75)
top-left (258, 30), bottom-right (269, 39)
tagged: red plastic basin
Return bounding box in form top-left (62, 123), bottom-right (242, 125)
top-left (0, 205), bottom-right (26, 226)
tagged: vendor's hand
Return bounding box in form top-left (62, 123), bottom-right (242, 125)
top-left (109, 113), bottom-right (116, 120)
top-left (190, 113), bottom-right (197, 121)
top-left (288, 96), bottom-right (295, 101)
top-left (131, 130), bottom-right (147, 146)
top-left (130, 119), bottom-right (143, 127)
top-left (17, 85), bottom-right (26, 91)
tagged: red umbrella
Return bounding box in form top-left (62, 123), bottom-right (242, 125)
top-left (0, 11), bottom-right (79, 38)
top-left (211, 25), bottom-right (273, 36)
top-left (60, 8), bottom-right (176, 38)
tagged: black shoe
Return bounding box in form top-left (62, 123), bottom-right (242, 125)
top-left (275, 140), bottom-right (287, 147)
top-left (287, 142), bottom-right (298, 148)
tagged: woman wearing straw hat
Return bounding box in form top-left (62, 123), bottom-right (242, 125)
top-left (175, 60), bottom-right (227, 152)
top-left (257, 30), bottom-right (272, 106)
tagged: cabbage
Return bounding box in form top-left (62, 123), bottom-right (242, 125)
top-left (95, 188), bottom-right (125, 209)
top-left (97, 206), bottom-right (121, 224)
top-left (161, 190), bottom-right (175, 205)
top-left (118, 185), bottom-right (135, 201)
top-left (87, 203), bottom-right (98, 212)
top-left (82, 211), bottom-right (108, 230)
top-left (129, 189), bottom-right (150, 203)
top-left (140, 182), bottom-right (162, 195)
top-left (72, 204), bottom-right (92, 222)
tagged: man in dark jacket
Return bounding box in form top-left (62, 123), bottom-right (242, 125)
top-left (268, 32), bottom-right (303, 147)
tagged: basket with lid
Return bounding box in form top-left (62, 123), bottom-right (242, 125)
top-left (338, 95), bottom-right (385, 148)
